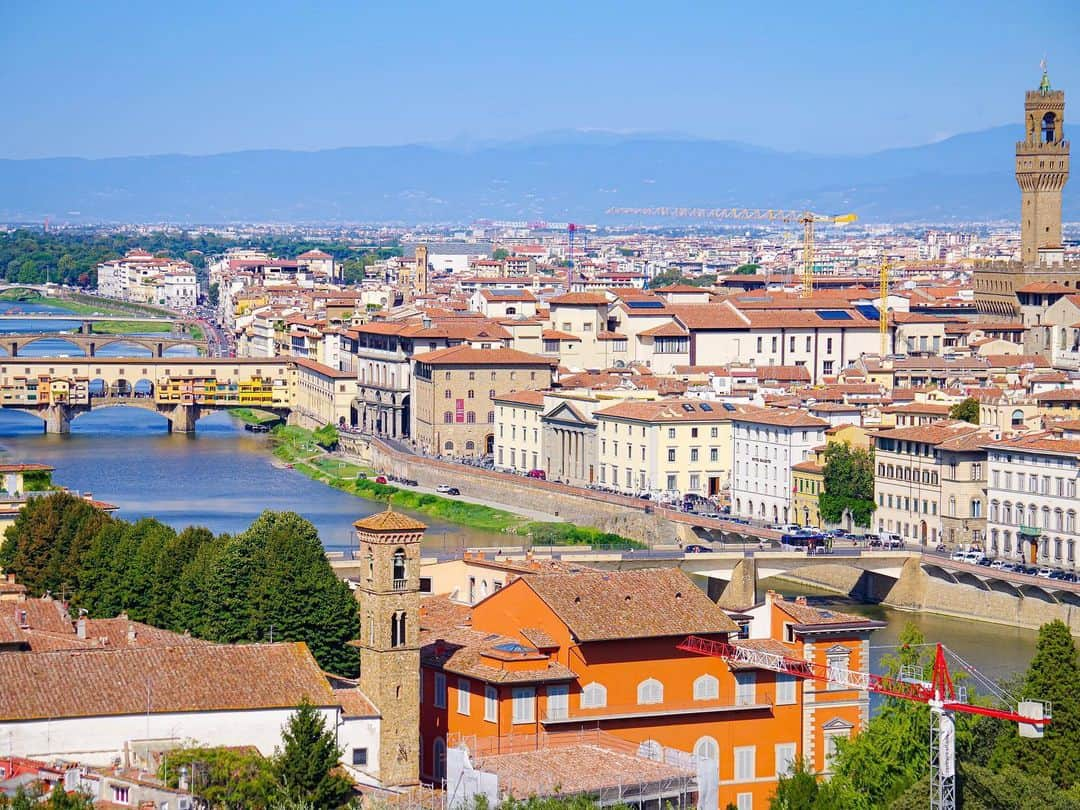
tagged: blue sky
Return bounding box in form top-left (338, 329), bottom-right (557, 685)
top-left (2, 0), bottom-right (1078, 159)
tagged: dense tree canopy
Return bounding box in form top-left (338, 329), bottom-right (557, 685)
top-left (819, 441), bottom-right (876, 527)
top-left (1, 499), bottom-right (359, 675)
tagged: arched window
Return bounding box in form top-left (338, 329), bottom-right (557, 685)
top-left (391, 611), bottom-right (407, 648)
top-left (487, 411), bottom-right (495, 423)
top-left (432, 737), bottom-right (446, 781)
top-left (488, 389), bottom-right (496, 399)
top-left (990, 529), bottom-right (999, 554)
top-left (466, 411), bottom-right (476, 423)
top-left (580, 682), bottom-right (607, 709)
top-left (693, 674), bottom-right (720, 701)
top-left (1043, 112), bottom-right (1058, 143)
top-left (392, 548), bottom-right (407, 583)
top-left (444, 441), bottom-right (454, 451)
top-left (1055, 509), bottom-right (1064, 532)
top-left (1054, 537), bottom-right (1063, 560)
top-left (637, 740), bottom-right (663, 761)
top-left (467, 390), bottom-right (475, 399)
top-left (1042, 506), bottom-right (1051, 529)
top-left (465, 440), bottom-right (475, 450)
top-left (444, 389), bottom-right (452, 399)
top-left (1068, 511), bottom-right (1076, 533)
top-left (990, 501), bottom-right (999, 522)
top-left (367, 549), bottom-right (374, 581)
top-left (443, 411), bottom-right (453, 424)
top-left (1011, 409), bottom-right (1025, 428)
top-left (637, 678), bottom-right (664, 705)
top-left (694, 736), bottom-right (719, 763)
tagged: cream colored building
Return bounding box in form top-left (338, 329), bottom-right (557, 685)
top-left (872, 420), bottom-right (998, 548)
top-left (593, 399), bottom-right (745, 499)
top-left (493, 390), bottom-right (545, 474)
top-left (293, 359), bottom-right (356, 427)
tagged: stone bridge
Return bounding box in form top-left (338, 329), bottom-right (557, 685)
top-left (574, 548), bottom-right (1080, 635)
top-left (0, 333), bottom-right (206, 358)
top-left (0, 357), bottom-right (293, 433)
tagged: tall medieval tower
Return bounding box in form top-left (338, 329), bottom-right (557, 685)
top-left (415, 244), bottom-right (430, 296)
top-left (354, 508), bottom-right (425, 787)
top-left (975, 67), bottom-right (1077, 317)
top-left (1016, 67), bottom-right (1069, 266)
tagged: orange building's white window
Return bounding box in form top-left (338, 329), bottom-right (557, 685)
top-left (775, 742), bottom-right (797, 777)
top-left (484, 685), bottom-right (498, 722)
top-left (776, 673), bottom-right (797, 705)
top-left (734, 672), bottom-right (756, 706)
top-left (638, 740), bottom-right (663, 761)
top-left (511, 687), bottom-right (535, 724)
top-left (546, 684), bottom-right (569, 720)
top-left (693, 674), bottom-right (719, 701)
top-left (637, 678), bottom-right (663, 705)
top-left (580, 682), bottom-right (607, 709)
top-left (693, 736), bottom-right (719, 763)
top-left (734, 746), bottom-right (756, 782)
top-left (457, 678), bottom-right (471, 716)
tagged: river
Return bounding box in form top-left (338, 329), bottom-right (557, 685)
top-left (0, 298), bottom-right (1040, 687)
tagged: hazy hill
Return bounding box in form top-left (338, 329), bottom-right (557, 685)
top-left (1, 125), bottom-right (1070, 224)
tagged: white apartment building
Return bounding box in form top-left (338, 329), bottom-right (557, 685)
top-left (594, 399), bottom-right (746, 498)
top-left (985, 433), bottom-right (1080, 570)
top-left (493, 390), bottom-right (545, 475)
top-left (96, 250), bottom-right (198, 310)
top-left (730, 409), bottom-right (829, 525)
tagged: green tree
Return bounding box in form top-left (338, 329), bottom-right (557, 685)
top-left (313, 423), bottom-right (339, 450)
top-left (244, 511), bottom-right (360, 675)
top-left (169, 536), bottom-right (227, 636)
top-left (149, 525), bottom-right (215, 628)
top-left (492, 248), bottom-right (510, 261)
top-left (0, 491), bottom-right (113, 597)
top-left (733, 263), bottom-right (761, 275)
top-left (769, 758), bottom-right (819, 809)
top-left (819, 442), bottom-right (876, 527)
top-left (990, 619), bottom-right (1080, 789)
top-left (160, 746), bottom-right (278, 810)
top-left (120, 518), bottom-right (177, 621)
top-left (948, 397), bottom-right (980, 424)
top-left (208, 282), bottom-right (220, 307)
top-left (203, 532), bottom-right (262, 643)
top-left (45, 784), bottom-right (95, 810)
top-left (275, 700), bottom-right (354, 810)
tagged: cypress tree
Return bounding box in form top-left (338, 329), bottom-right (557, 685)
top-left (275, 700), bottom-right (353, 809)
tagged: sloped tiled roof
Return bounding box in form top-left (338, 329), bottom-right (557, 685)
top-left (412, 345), bottom-right (553, 366)
top-left (0, 643), bottom-right (334, 721)
top-left (524, 569), bottom-right (737, 642)
top-left (354, 509), bottom-right (428, 533)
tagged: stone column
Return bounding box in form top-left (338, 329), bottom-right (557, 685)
top-left (42, 404), bottom-right (71, 435)
top-left (168, 403), bottom-right (199, 433)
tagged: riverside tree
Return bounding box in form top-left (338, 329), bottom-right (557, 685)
top-left (819, 442), bottom-right (876, 527)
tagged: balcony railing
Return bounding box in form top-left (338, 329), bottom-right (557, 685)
top-left (1019, 525), bottom-right (1043, 538)
top-left (392, 578), bottom-right (408, 591)
top-left (540, 694), bottom-right (773, 724)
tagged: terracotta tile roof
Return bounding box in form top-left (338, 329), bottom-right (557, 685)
top-left (638, 321), bottom-right (689, 337)
top-left (730, 407), bottom-right (829, 429)
top-left (596, 330), bottom-right (627, 341)
top-left (774, 596), bottom-right (884, 629)
top-left (520, 627), bottom-right (560, 649)
top-left (524, 569), bottom-right (737, 642)
top-left (541, 329), bottom-right (581, 341)
top-left (1035, 389), bottom-right (1080, 402)
top-left (655, 284), bottom-right (712, 293)
top-left (0, 643), bottom-right (335, 721)
top-left (985, 432), bottom-right (1080, 456)
top-left (493, 389), bottom-right (546, 406)
top-left (883, 402), bottom-right (951, 414)
top-left (727, 638), bottom-right (798, 669)
top-left (757, 365), bottom-right (811, 383)
top-left (0, 464), bottom-right (54, 473)
top-left (412, 345), bottom-right (554, 366)
top-left (983, 354), bottom-right (1051, 369)
top-left (548, 292), bottom-right (608, 306)
top-left (354, 508), bottom-right (427, 533)
top-left (480, 289), bottom-right (537, 302)
top-left (666, 303), bottom-right (749, 329)
top-left (595, 399), bottom-right (744, 423)
top-left (1015, 281), bottom-right (1072, 294)
top-left (419, 594), bottom-right (473, 633)
top-left (333, 687), bottom-right (379, 718)
top-left (294, 358), bottom-right (356, 379)
top-left (421, 625), bottom-right (577, 684)
top-left (475, 744), bottom-right (693, 798)
top-left (874, 420), bottom-right (979, 445)
top-left (791, 460), bottom-right (824, 473)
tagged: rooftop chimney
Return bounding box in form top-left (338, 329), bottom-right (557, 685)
top-left (127, 625), bottom-right (137, 645)
top-left (795, 596), bottom-right (808, 606)
top-left (76, 618), bottom-right (87, 640)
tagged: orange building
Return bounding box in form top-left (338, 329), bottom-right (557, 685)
top-left (418, 569), bottom-right (882, 809)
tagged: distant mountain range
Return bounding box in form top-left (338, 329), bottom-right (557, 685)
top-left (1, 125), bottom-right (1073, 225)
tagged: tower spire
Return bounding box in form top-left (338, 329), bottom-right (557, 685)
top-left (1040, 57), bottom-right (1051, 94)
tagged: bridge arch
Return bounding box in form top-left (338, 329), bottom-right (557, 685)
top-left (133, 378), bottom-right (155, 398)
top-left (10, 336), bottom-right (88, 357)
top-left (109, 378), bottom-right (133, 398)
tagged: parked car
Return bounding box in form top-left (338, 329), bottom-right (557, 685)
top-left (374, 475), bottom-right (388, 484)
top-left (951, 549), bottom-right (968, 562)
top-left (526, 469), bottom-right (547, 480)
top-left (1036, 567), bottom-right (1054, 579)
top-left (435, 484), bottom-right (461, 496)
top-left (976, 556), bottom-right (992, 566)
top-left (990, 559), bottom-right (1008, 570)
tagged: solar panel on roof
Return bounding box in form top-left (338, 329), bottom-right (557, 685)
top-left (699, 402), bottom-right (713, 411)
top-left (817, 310), bottom-right (853, 320)
top-left (682, 403), bottom-right (695, 412)
top-left (855, 304), bottom-right (880, 320)
top-left (626, 300), bottom-right (664, 309)
top-left (722, 403), bottom-right (736, 411)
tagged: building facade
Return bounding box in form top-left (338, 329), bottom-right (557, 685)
top-left (730, 410), bottom-right (829, 525)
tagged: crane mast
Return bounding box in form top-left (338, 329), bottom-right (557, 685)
top-left (677, 636), bottom-right (1050, 810)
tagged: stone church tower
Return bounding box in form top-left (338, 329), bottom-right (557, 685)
top-left (353, 507), bottom-right (425, 787)
top-left (1017, 69), bottom-right (1069, 266)
top-left (415, 244), bottom-right (430, 296)
top-left (975, 66), bottom-right (1078, 317)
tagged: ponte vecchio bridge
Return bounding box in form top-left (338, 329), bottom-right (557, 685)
top-left (0, 357), bottom-right (293, 433)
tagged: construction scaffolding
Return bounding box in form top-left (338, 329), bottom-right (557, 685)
top-left (445, 728), bottom-right (714, 810)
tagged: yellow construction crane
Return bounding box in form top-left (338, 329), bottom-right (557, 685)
top-left (607, 207), bottom-right (858, 296)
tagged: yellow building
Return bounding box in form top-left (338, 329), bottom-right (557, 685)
top-left (792, 425), bottom-right (870, 529)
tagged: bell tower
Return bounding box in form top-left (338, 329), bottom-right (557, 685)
top-left (354, 507), bottom-right (426, 787)
top-left (1016, 64), bottom-right (1069, 266)
top-left (415, 244), bottom-right (430, 297)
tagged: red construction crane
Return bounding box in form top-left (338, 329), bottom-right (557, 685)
top-left (676, 635), bottom-right (1051, 810)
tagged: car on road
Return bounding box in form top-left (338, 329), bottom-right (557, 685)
top-left (526, 469), bottom-right (547, 480)
top-left (436, 484), bottom-right (461, 496)
top-left (374, 475), bottom-right (388, 484)
top-left (976, 555), bottom-right (992, 566)
top-left (683, 544), bottom-right (712, 554)
top-left (990, 559), bottom-right (1008, 569)
top-left (1036, 567), bottom-right (1054, 579)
